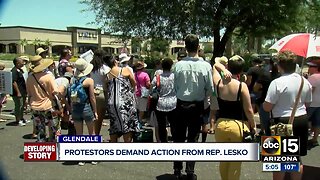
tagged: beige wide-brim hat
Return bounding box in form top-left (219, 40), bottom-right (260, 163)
top-left (19, 56), bottom-right (30, 62)
top-left (74, 58), bottom-right (93, 77)
top-left (30, 55), bottom-right (42, 62)
top-left (31, 59), bottom-right (54, 73)
top-left (36, 48), bottom-right (48, 55)
top-left (119, 53), bottom-right (131, 64)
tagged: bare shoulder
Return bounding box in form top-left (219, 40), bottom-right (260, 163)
top-left (240, 81), bottom-right (249, 93)
top-left (83, 77), bottom-right (94, 87)
top-left (122, 67), bottom-right (131, 75)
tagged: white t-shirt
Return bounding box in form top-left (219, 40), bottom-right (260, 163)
top-left (265, 73), bottom-right (312, 118)
top-left (90, 64), bottom-right (110, 88)
top-left (22, 66), bottom-right (29, 81)
top-left (308, 73), bottom-right (320, 107)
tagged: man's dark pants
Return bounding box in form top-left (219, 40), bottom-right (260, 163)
top-left (172, 99), bottom-right (203, 174)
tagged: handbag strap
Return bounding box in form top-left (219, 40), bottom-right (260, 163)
top-left (289, 76), bottom-right (304, 124)
top-left (33, 73), bottom-right (50, 98)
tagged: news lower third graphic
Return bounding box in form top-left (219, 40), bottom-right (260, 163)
top-left (261, 136), bottom-right (300, 172)
top-left (24, 143), bottom-right (56, 161)
top-left (23, 135), bottom-right (260, 162)
top-left (262, 163), bottom-right (300, 172)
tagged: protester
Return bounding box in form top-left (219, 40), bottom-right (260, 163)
top-left (306, 60), bottom-right (320, 148)
top-left (253, 57), bottom-right (280, 136)
top-left (246, 55), bottom-right (263, 112)
top-left (214, 55), bottom-right (256, 180)
top-left (263, 51), bottom-right (312, 180)
top-left (134, 59), bottom-right (151, 124)
top-left (27, 58), bottom-right (59, 142)
top-left (55, 72), bottom-right (75, 135)
top-left (149, 59), bottom-right (163, 143)
top-left (172, 34), bottom-right (214, 180)
top-left (58, 48), bottom-right (73, 77)
top-left (105, 55), bottom-right (139, 143)
top-left (71, 58), bottom-right (98, 166)
top-left (119, 53), bottom-right (134, 75)
top-left (19, 56), bottom-right (30, 81)
top-left (11, 57), bottom-right (29, 126)
top-left (253, 66), bottom-right (272, 135)
top-left (90, 49), bottom-right (110, 135)
top-left (151, 58), bottom-right (176, 143)
top-left (246, 54), bottom-right (262, 91)
top-left (0, 63), bottom-right (7, 126)
top-left (36, 47), bottom-right (48, 58)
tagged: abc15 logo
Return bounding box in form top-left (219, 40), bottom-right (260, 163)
top-left (261, 136), bottom-right (300, 156)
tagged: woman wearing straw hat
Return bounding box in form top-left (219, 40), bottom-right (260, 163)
top-left (134, 59), bottom-right (150, 124)
top-left (72, 58), bottom-right (98, 166)
top-left (26, 58), bottom-right (59, 142)
top-left (72, 58), bottom-right (98, 136)
top-left (104, 55), bottom-right (139, 142)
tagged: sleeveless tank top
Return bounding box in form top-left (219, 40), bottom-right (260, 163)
top-left (217, 80), bottom-right (248, 121)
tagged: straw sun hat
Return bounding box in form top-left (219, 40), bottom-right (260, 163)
top-left (134, 60), bottom-right (147, 70)
top-left (74, 58), bottom-right (93, 77)
top-left (31, 58), bottom-right (54, 73)
top-left (36, 47), bottom-right (48, 55)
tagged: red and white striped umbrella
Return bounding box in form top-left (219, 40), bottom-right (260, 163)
top-left (269, 33), bottom-right (320, 58)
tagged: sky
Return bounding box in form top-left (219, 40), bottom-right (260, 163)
top-left (0, 0), bottom-right (97, 30)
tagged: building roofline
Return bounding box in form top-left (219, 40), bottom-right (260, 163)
top-left (0, 25), bottom-right (136, 39)
top-left (0, 26), bottom-right (71, 33)
top-left (0, 25), bottom-right (109, 33)
top-left (67, 26), bottom-right (99, 31)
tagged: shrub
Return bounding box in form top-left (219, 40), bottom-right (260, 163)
top-left (0, 53), bottom-right (20, 61)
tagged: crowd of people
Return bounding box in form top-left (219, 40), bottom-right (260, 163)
top-left (6, 34), bottom-right (320, 180)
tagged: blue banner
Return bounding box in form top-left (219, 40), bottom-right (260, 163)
top-left (58, 135), bottom-right (103, 143)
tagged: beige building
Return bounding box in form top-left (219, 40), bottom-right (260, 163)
top-left (0, 26), bottom-right (213, 57)
top-left (0, 26), bottom-right (131, 56)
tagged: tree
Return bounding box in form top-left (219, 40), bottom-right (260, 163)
top-left (131, 37), bottom-right (143, 54)
top-left (32, 38), bottom-right (42, 51)
top-left (19, 38), bottom-right (28, 54)
top-left (44, 39), bottom-right (52, 57)
top-left (150, 38), bottom-right (170, 55)
top-left (82, 0), bottom-right (304, 59)
top-left (203, 42), bottom-right (213, 54)
top-left (44, 39), bottom-right (52, 48)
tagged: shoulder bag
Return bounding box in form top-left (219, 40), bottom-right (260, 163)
top-left (270, 76), bottom-right (304, 136)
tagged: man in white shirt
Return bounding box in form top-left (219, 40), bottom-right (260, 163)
top-left (172, 34), bottom-right (213, 180)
